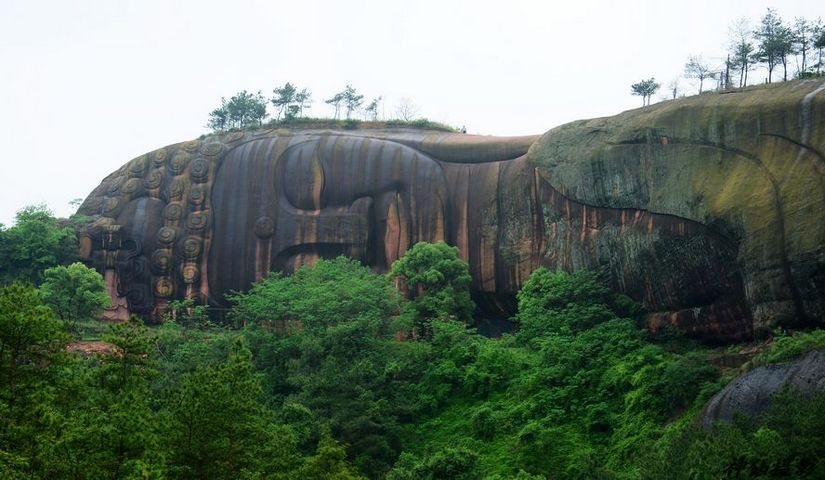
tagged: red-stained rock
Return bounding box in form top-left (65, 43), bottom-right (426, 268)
top-left (78, 81), bottom-right (825, 342)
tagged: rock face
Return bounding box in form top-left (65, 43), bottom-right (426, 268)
top-left (529, 80), bottom-right (825, 339)
top-left (78, 80), bottom-right (825, 341)
top-left (701, 349), bottom-right (825, 430)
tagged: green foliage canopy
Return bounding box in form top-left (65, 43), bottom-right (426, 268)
top-left (0, 283), bottom-right (65, 412)
top-left (207, 90), bottom-right (268, 131)
top-left (40, 262), bottom-right (109, 333)
top-left (630, 77), bottom-right (660, 106)
top-left (230, 256), bottom-right (399, 332)
top-left (0, 243), bottom-right (821, 479)
top-left (272, 82), bottom-right (312, 120)
top-left (389, 241), bottom-right (474, 336)
top-left (0, 205), bottom-right (76, 285)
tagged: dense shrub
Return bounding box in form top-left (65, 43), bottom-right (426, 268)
top-left (754, 328), bottom-right (825, 365)
top-left (1, 247), bottom-right (821, 479)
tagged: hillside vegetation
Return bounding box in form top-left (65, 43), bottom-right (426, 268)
top-left (1, 209), bottom-right (824, 479)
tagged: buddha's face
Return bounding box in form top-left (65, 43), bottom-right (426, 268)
top-left (208, 133), bottom-right (450, 299)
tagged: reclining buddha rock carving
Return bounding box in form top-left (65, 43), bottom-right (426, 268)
top-left (78, 80), bottom-right (825, 341)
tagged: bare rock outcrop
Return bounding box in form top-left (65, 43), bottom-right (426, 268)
top-left (701, 349), bottom-right (825, 429)
top-left (77, 80), bottom-right (825, 342)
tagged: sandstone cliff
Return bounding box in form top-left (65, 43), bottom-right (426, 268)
top-left (78, 79), bottom-right (825, 341)
top-left (527, 80), bottom-right (825, 339)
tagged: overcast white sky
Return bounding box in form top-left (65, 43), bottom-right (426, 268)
top-left (1, 0), bottom-right (821, 225)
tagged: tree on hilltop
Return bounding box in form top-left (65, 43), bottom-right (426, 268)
top-left (325, 92), bottom-right (345, 120)
top-left (271, 83), bottom-right (313, 120)
top-left (630, 78), bottom-right (660, 106)
top-left (207, 90), bottom-right (268, 131)
top-left (395, 97), bottom-right (420, 121)
top-left (364, 97), bottom-right (382, 121)
top-left (343, 84), bottom-right (364, 120)
top-left (272, 82), bottom-right (297, 120)
top-left (683, 55), bottom-right (716, 93)
top-left (776, 26), bottom-right (795, 81)
top-left (667, 78), bottom-right (680, 99)
top-left (814, 19), bottom-right (825, 74)
top-left (324, 84), bottom-right (365, 120)
top-left (295, 88), bottom-right (312, 118)
top-left (755, 8), bottom-right (795, 82)
top-left (793, 17), bottom-right (814, 75)
top-left (728, 18), bottom-right (756, 87)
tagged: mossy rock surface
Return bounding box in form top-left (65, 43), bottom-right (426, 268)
top-left (528, 80), bottom-right (825, 334)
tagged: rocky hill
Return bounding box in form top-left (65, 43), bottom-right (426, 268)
top-left (78, 79), bottom-right (825, 342)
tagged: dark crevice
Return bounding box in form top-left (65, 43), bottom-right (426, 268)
top-left (534, 171), bottom-right (747, 315)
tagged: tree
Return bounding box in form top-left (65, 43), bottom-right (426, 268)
top-left (364, 97), bottom-right (381, 121)
top-left (776, 24), bottom-right (796, 81)
top-left (325, 92), bottom-right (345, 120)
top-left (729, 18), bottom-right (756, 87)
top-left (0, 205), bottom-right (76, 285)
top-left (234, 257), bottom-right (406, 477)
top-left (165, 297), bottom-right (212, 329)
top-left (389, 241), bottom-right (473, 337)
top-left (755, 8), bottom-right (781, 83)
top-left (294, 434), bottom-right (365, 480)
top-left (667, 78), bottom-right (680, 99)
top-left (40, 262), bottom-right (109, 333)
top-left (395, 98), bottom-right (419, 121)
top-left (208, 90), bottom-right (268, 131)
top-left (722, 55), bottom-right (734, 89)
top-left (54, 315), bottom-right (166, 478)
top-left (272, 82), bottom-right (298, 120)
top-left (793, 17), bottom-right (814, 75)
top-left (0, 283), bottom-right (70, 478)
top-left (683, 55), bottom-right (715, 93)
top-left (0, 283), bottom-right (64, 421)
top-left (734, 42), bottom-right (756, 87)
top-left (295, 88), bottom-right (312, 118)
top-left (207, 104), bottom-right (229, 131)
top-left (755, 8), bottom-right (794, 83)
top-left (165, 339), bottom-right (299, 479)
top-left (630, 78), bottom-right (660, 106)
top-left (814, 19), bottom-right (825, 74)
top-left (232, 90), bottom-right (267, 128)
top-left (342, 84), bottom-right (364, 120)
top-left (230, 256), bottom-right (398, 333)
top-left (386, 448), bottom-right (479, 480)
top-left (250, 92), bottom-right (269, 125)
top-left (515, 268), bottom-right (613, 339)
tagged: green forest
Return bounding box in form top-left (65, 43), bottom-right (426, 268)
top-left (1, 206), bottom-right (824, 479)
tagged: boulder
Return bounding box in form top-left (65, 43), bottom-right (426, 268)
top-left (701, 349), bottom-right (825, 430)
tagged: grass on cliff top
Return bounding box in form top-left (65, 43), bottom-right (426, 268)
top-left (639, 76), bottom-right (825, 112)
top-left (200, 117), bottom-right (458, 139)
